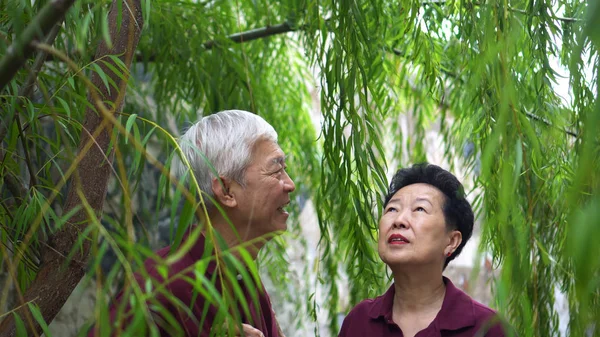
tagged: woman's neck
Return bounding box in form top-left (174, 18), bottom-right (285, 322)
top-left (391, 267), bottom-right (446, 315)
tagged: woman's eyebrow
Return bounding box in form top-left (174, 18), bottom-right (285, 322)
top-left (387, 198), bottom-right (402, 205)
top-left (415, 197), bottom-right (434, 207)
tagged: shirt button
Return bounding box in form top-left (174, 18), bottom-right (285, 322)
top-left (237, 274), bottom-right (243, 281)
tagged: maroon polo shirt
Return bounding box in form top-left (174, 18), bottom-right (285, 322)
top-left (90, 230), bottom-right (279, 337)
top-left (338, 277), bottom-right (505, 337)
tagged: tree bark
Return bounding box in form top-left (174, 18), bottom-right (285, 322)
top-left (0, 0), bottom-right (143, 336)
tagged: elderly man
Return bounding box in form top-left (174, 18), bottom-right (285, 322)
top-left (91, 110), bottom-right (294, 337)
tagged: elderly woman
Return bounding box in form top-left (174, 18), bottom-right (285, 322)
top-left (339, 164), bottom-right (505, 337)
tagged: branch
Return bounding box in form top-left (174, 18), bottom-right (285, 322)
top-left (15, 114), bottom-right (37, 189)
top-left (0, 24), bottom-right (61, 223)
top-left (0, 120), bottom-right (7, 147)
top-left (19, 24), bottom-right (62, 99)
top-left (43, 21), bottom-right (298, 63)
top-left (389, 46), bottom-right (580, 139)
top-left (0, 0), bottom-right (75, 92)
top-left (38, 15), bottom-right (581, 143)
top-left (525, 111), bottom-right (579, 138)
top-left (421, 0), bottom-right (583, 23)
top-left (0, 24), bottom-right (61, 145)
top-left (2, 171), bottom-right (27, 202)
top-left (503, 5), bottom-right (582, 23)
top-left (203, 21), bottom-right (294, 49)
top-left (0, 34), bottom-right (58, 204)
top-left (0, 0), bottom-right (144, 335)
top-left (390, 47), bottom-right (460, 79)
top-left (0, 23), bottom-right (60, 194)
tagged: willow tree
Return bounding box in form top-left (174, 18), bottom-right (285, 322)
top-left (0, 0), bottom-right (598, 336)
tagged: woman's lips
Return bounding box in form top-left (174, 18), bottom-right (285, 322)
top-left (388, 233), bottom-right (409, 244)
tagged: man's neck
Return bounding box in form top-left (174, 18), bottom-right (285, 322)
top-left (205, 212), bottom-right (263, 260)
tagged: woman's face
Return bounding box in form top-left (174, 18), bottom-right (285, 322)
top-left (377, 183), bottom-right (462, 270)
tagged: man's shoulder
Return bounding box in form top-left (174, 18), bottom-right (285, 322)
top-left (141, 244), bottom-right (196, 277)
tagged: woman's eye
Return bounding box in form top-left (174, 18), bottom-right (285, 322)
top-left (386, 207), bottom-right (397, 213)
top-left (415, 207), bottom-right (426, 212)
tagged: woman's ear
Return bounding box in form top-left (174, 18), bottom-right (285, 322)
top-left (446, 230), bottom-right (462, 255)
top-left (211, 176), bottom-right (237, 208)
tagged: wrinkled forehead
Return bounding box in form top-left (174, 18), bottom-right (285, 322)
top-left (249, 138), bottom-right (285, 166)
top-left (388, 183), bottom-right (446, 206)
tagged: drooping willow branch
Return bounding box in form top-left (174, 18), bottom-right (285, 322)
top-left (421, 0), bottom-right (583, 23)
top-left (42, 21), bottom-right (301, 63)
top-left (40, 15), bottom-right (582, 141)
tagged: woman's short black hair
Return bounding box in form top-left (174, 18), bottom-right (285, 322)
top-left (383, 163), bottom-right (474, 269)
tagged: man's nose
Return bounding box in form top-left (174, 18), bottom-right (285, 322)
top-left (283, 171), bottom-right (296, 192)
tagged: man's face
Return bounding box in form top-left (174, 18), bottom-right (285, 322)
top-left (229, 139), bottom-right (296, 239)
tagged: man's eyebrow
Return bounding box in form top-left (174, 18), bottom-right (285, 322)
top-left (271, 156), bottom-right (286, 165)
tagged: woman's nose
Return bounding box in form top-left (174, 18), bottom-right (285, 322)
top-left (391, 211), bottom-right (409, 229)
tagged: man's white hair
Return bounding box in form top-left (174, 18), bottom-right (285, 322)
top-left (172, 109), bottom-right (278, 208)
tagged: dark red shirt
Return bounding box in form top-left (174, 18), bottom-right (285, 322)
top-left (91, 231), bottom-right (279, 337)
top-left (338, 277), bottom-right (505, 337)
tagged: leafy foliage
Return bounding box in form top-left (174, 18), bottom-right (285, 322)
top-left (0, 0), bottom-right (599, 336)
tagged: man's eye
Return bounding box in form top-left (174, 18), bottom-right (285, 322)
top-left (415, 207), bottom-right (426, 212)
top-left (386, 207), bottom-right (397, 213)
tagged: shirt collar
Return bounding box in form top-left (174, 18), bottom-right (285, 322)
top-left (367, 283), bottom-right (395, 320)
top-left (184, 226), bottom-right (218, 275)
top-left (186, 226), bottom-right (259, 277)
top-left (367, 276), bottom-right (476, 331)
top-left (437, 277), bottom-right (476, 330)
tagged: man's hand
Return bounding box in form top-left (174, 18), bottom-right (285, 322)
top-left (238, 323), bottom-right (265, 337)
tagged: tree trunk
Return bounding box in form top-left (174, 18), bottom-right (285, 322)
top-left (0, 0), bottom-right (143, 336)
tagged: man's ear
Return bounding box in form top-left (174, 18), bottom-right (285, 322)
top-left (211, 176), bottom-right (237, 208)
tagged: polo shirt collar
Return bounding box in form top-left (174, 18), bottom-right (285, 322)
top-left (367, 276), bottom-right (476, 331)
top-left (367, 283), bottom-right (395, 321)
top-left (184, 226), bottom-right (218, 275)
top-left (185, 226), bottom-right (258, 278)
top-left (437, 277), bottom-right (476, 330)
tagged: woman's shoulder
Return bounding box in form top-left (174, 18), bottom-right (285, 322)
top-left (470, 297), bottom-right (498, 316)
top-left (338, 298), bottom-right (381, 337)
top-left (444, 278), bottom-right (510, 335)
top-left (345, 298), bottom-right (375, 317)
top-left (465, 296), bottom-right (511, 336)
top-left (338, 286), bottom-right (396, 336)
top-left (445, 278), bottom-right (497, 317)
